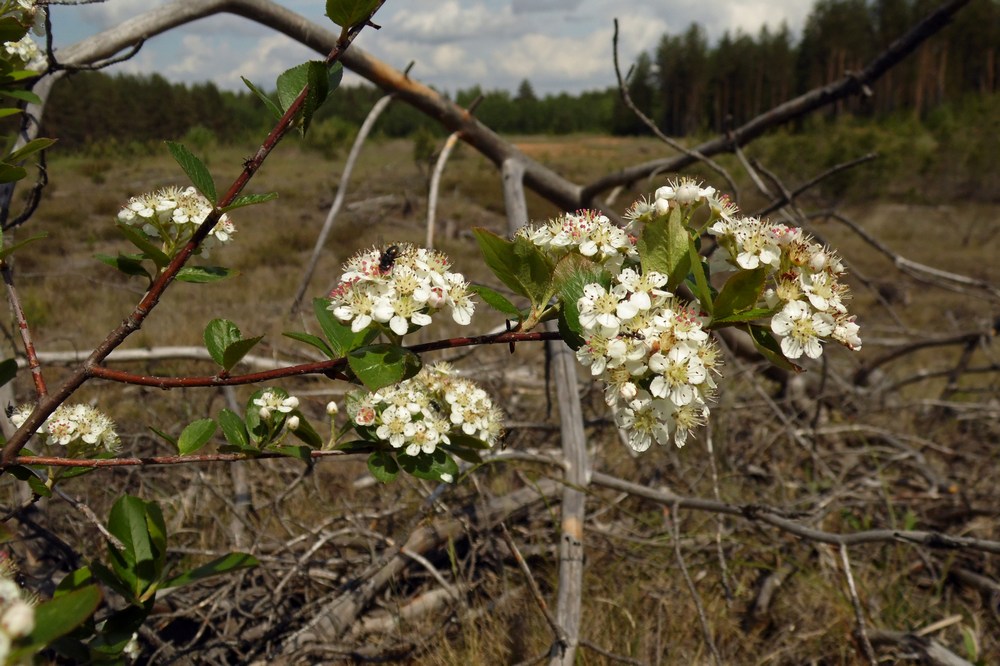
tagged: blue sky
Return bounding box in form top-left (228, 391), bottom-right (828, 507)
top-left (49, 1), bottom-right (812, 95)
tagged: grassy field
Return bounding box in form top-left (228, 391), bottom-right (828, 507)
top-left (5, 133), bottom-right (999, 664)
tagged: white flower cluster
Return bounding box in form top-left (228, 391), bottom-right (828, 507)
top-left (0, 559), bottom-right (35, 663)
top-left (117, 186), bottom-right (235, 256)
top-left (2, 1), bottom-right (45, 71)
top-left (328, 244), bottom-right (475, 336)
top-left (516, 209), bottom-right (637, 273)
top-left (254, 390), bottom-right (299, 421)
top-left (575, 269), bottom-right (721, 451)
top-left (10, 403), bottom-right (120, 454)
top-left (708, 216), bottom-right (861, 359)
top-left (623, 176), bottom-right (732, 228)
top-left (346, 363), bottom-right (503, 460)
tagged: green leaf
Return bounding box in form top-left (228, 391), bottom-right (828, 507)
top-left (147, 426), bottom-right (177, 447)
top-left (241, 76), bottom-right (283, 121)
top-left (301, 61), bottom-right (330, 134)
top-left (282, 331), bottom-right (337, 359)
top-left (218, 408), bottom-right (250, 449)
top-left (687, 238), bottom-right (714, 315)
top-left (0, 108), bottom-right (22, 119)
top-left (268, 444), bottom-right (313, 463)
top-left (553, 256), bottom-right (606, 351)
top-left (176, 266), bottom-right (235, 283)
top-left (472, 228), bottom-right (554, 308)
top-left (8, 586), bottom-right (102, 661)
top-left (314, 297), bottom-right (376, 356)
top-left (54, 566), bottom-right (95, 594)
top-left (106, 496), bottom-right (166, 599)
top-left (6, 466), bottom-right (51, 498)
top-left (0, 17), bottom-right (29, 44)
top-left (222, 335), bottom-right (264, 372)
top-left (161, 552), bottom-right (258, 589)
top-left (367, 450), bottom-right (399, 483)
top-left (288, 411), bottom-right (323, 448)
top-left (746, 324), bottom-right (802, 373)
top-left (0, 232), bottom-right (46, 261)
top-left (709, 306), bottom-right (777, 326)
top-left (348, 344), bottom-right (421, 391)
top-left (0, 358), bottom-right (17, 388)
top-left (6, 137), bottom-right (56, 163)
top-left (115, 222), bottom-right (170, 269)
top-left (220, 192), bottom-right (278, 213)
top-left (334, 439), bottom-right (374, 453)
top-left (468, 284), bottom-right (522, 318)
top-left (95, 253), bottom-right (152, 281)
top-left (712, 267), bottom-right (768, 321)
top-left (166, 141), bottom-right (216, 203)
top-left (204, 318), bottom-right (241, 367)
top-left (639, 206), bottom-right (690, 290)
top-left (326, 0), bottom-right (381, 29)
top-left (0, 88), bottom-right (41, 104)
top-left (399, 449), bottom-right (459, 483)
top-left (0, 163), bottom-right (26, 184)
top-left (177, 418), bottom-right (217, 455)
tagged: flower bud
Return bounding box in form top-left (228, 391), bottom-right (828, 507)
top-left (286, 415), bottom-right (300, 431)
top-left (326, 401), bottom-right (339, 416)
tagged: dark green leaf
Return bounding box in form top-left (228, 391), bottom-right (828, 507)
top-left (166, 141), bottom-right (216, 203)
top-left (0, 232), bottom-right (46, 260)
top-left (276, 62), bottom-right (309, 114)
top-left (241, 76), bottom-right (283, 120)
top-left (713, 267), bottom-right (767, 321)
top-left (268, 444), bottom-right (313, 463)
top-left (326, 0), bottom-right (381, 28)
top-left (348, 344), bottom-right (421, 391)
top-left (95, 253), bottom-right (152, 281)
top-left (0, 17), bottom-right (29, 44)
top-left (218, 408), bottom-right (249, 449)
top-left (8, 586), bottom-right (102, 661)
top-left (398, 449), bottom-right (459, 482)
top-left (0, 88), bottom-right (41, 104)
top-left (89, 561), bottom-right (134, 601)
top-left (175, 266), bottom-right (235, 283)
top-left (367, 450), bottom-right (399, 483)
top-left (472, 228), bottom-right (554, 307)
top-left (314, 297), bottom-right (376, 356)
top-left (6, 466), bottom-right (51, 498)
top-left (709, 306), bottom-right (777, 326)
top-left (746, 324), bottom-right (802, 373)
top-left (115, 222), bottom-right (170, 269)
top-left (162, 552), bottom-right (258, 589)
top-left (639, 206), bottom-right (690, 290)
top-left (0, 163), bottom-right (26, 184)
top-left (106, 496), bottom-right (163, 599)
top-left (687, 238), bottom-right (714, 314)
top-left (222, 335), bottom-right (264, 372)
top-left (220, 192), bottom-right (278, 213)
top-left (177, 419), bottom-right (217, 456)
top-left (300, 61), bottom-right (329, 134)
top-left (54, 566), bottom-right (95, 595)
top-left (468, 284), bottom-right (522, 318)
top-left (288, 411), bottom-right (323, 448)
top-left (334, 440), bottom-right (374, 453)
top-left (204, 318), bottom-right (241, 367)
top-left (282, 331), bottom-right (337, 359)
top-left (0, 358), bottom-right (16, 388)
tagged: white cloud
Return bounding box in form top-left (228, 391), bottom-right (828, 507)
top-left (390, 1), bottom-right (518, 43)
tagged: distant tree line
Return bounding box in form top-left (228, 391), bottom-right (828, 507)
top-left (40, 0), bottom-right (997, 150)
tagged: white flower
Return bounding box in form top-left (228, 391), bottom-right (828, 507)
top-left (770, 300), bottom-right (835, 359)
top-left (578, 283), bottom-right (625, 336)
top-left (254, 390), bottom-right (299, 420)
top-left (118, 186), bottom-right (234, 257)
top-left (648, 344), bottom-right (707, 406)
top-left (0, 600), bottom-right (34, 637)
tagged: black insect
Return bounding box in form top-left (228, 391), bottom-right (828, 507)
top-left (378, 245), bottom-right (400, 273)
top-left (4, 404), bottom-right (13, 419)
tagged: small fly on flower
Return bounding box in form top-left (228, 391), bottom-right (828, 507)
top-left (378, 245), bottom-right (400, 274)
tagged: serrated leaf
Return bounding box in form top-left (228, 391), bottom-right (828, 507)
top-left (6, 137), bottom-right (55, 163)
top-left (348, 344), bottom-right (421, 391)
top-left (177, 418), bottom-right (217, 455)
top-left (115, 222), bottom-right (170, 269)
top-left (713, 267), bottom-right (767, 321)
top-left (367, 450), bottom-right (399, 483)
top-left (220, 192), bottom-right (278, 213)
top-left (746, 324), bottom-right (802, 373)
top-left (95, 253), bottom-right (152, 281)
top-left (204, 318), bottom-right (241, 367)
top-left (161, 552), bottom-right (258, 589)
top-left (553, 255), bottom-right (606, 351)
top-left (639, 206), bottom-right (690, 290)
top-left (222, 335), bottom-right (263, 372)
top-left (282, 331), bottom-right (337, 359)
top-left (326, 0), bottom-right (381, 29)
top-left (176, 266), bottom-right (234, 283)
top-left (0, 232), bottom-right (46, 260)
top-left (166, 141), bottom-right (216, 202)
top-left (314, 297), bottom-right (376, 356)
top-left (468, 284), bottom-right (522, 318)
top-left (276, 62), bottom-right (309, 114)
top-left (472, 228), bottom-right (554, 308)
top-left (0, 358), bottom-right (16, 388)
top-left (241, 76), bottom-right (283, 120)
top-left (8, 586), bottom-right (102, 662)
top-left (218, 408), bottom-right (250, 449)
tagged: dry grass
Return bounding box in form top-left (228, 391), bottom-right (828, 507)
top-left (3, 135), bottom-right (998, 664)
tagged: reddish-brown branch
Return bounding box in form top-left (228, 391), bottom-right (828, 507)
top-left (14, 450), bottom-right (357, 468)
top-left (84, 330), bottom-right (561, 389)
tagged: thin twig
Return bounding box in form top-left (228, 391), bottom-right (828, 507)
top-left (671, 502), bottom-right (722, 666)
top-left (2, 261), bottom-right (45, 397)
top-left (498, 521), bottom-right (568, 650)
top-left (839, 543), bottom-right (877, 665)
